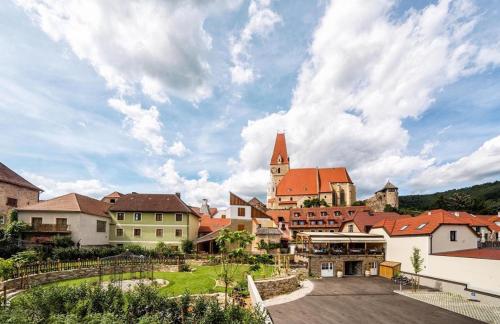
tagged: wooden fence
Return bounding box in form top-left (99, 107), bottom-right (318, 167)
top-left (8, 256), bottom-right (185, 280)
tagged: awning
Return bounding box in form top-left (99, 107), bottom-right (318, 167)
top-left (309, 237), bottom-right (385, 243)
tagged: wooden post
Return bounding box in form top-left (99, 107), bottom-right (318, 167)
top-left (37, 261), bottom-right (40, 274)
top-left (57, 259), bottom-right (61, 272)
top-left (365, 243), bottom-right (367, 256)
top-left (3, 285), bottom-right (6, 307)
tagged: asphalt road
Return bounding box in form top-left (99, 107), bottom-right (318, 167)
top-left (267, 276), bottom-right (480, 324)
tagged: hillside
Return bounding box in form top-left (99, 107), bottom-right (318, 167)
top-left (399, 181), bottom-right (500, 214)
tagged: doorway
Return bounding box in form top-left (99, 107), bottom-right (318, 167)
top-left (344, 261), bottom-right (362, 276)
top-left (321, 262), bottom-right (334, 277)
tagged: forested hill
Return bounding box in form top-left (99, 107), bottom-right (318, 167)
top-left (399, 181), bottom-right (500, 215)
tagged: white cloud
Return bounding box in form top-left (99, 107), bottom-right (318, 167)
top-left (23, 172), bottom-right (113, 199)
top-left (167, 141), bottom-right (189, 157)
top-left (108, 98), bottom-right (165, 155)
top-left (15, 0), bottom-right (240, 103)
top-left (410, 135), bottom-right (500, 189)
top-left (232, 0), bottom-right (500, 196)
top-left (230, 0), bottom-right (281, 84)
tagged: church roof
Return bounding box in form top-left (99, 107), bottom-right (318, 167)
top-left (270, 133), bottom-right (289, 165)
top-left (276, 167), bottom-right (352, 196)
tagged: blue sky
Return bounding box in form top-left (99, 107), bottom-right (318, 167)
top-left (1, 0), bottom-right (499, 207)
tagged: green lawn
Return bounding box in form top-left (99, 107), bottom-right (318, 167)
top-left (43, 265), bottom-right (274, 296)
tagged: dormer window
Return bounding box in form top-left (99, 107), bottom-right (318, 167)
top-left (321, 211), bottom-right (328, 217)
top-left (400, 225), bottom-right (408, 230)
top-left (334, 211), bottom-right (341, 217)
top-left (417, 223), bottom-right (427, 230)
top-left (308, 212), bottom-right (314, 217)
top-left (293, 212), bottom-right (300, 217)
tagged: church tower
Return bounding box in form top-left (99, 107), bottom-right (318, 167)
top-left (267, 133), bottom-right (290, 208)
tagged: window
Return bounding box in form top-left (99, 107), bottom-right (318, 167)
top-left (237, 224), bottom-right (245, 231)
top-left (6, 197), bottom-right (17, 207)
top-left (299, 221), bottom-right (305, 225)
top-left (318, 221), bottom-right (323, 225)
top-left (175, 213), bottom-right (183, 222)
top-left (117, 212), bottom-right (125, 221)
top-left (450, 230), bottom-right (457, 241)
top-left (400, 225), bottom-right (408, 231)
top-left (155, 213), bottom-right (163, 222)
top-left (293, 212), bottom-right (300, 217)
top-left (110, 198), bottom-right (116, 203)
top-left (308, 212), bottom-right (314, 217)
top-left (321, 211), bottom-right (327, 217)
top-left (334, 211), bottom-right (341, 217)
top-left (133, 228), bottom-right (141, 237)
top-left (134, 212), bottom-right (142, 221)
top-left (156, 228), bottom-right (164, 237)
top-left (292, 221), bottom-right (298, 225)
top-left (328, 220), bottom-right (334, 225)
top-left (175, 229), bottom-right (183, 237)
top-left (417, 223), bottom-right (427, 230)
top-left (348, 224), bottom-right (354, 232)
top-left (311, 221), bottom-right (316, 225)
top-left (96, 220), bottom-right (106, 233)
top-left (0, 216), bottom-right (4, 225)
top-left (237, 208), bottom-right (245, 217)
top-left (116, 228), bottom-right (124, 237)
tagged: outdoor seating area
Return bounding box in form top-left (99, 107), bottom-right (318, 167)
top-left (296, 232), bottom-right (385, 256)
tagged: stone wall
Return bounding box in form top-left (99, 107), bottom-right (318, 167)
top-left (1, 264), bottom-right (179, 290)
top-left (254, 275), bottom-right (300, 300)
top-left (308, 254), bottom-right (384, 277)
top-left (0, 182), bottom-right (39, 220)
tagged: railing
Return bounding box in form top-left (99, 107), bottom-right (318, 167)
top-left (478, 241), bottom-right (500, 249)
top-left (296, 248), bottom-right (384, 256)
top-left (29, 224), bottom-right (70, 232)
top-left (5, 256), bottom-right (185, 280)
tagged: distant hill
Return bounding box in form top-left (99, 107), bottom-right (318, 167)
top-left (399, 181), bottom-right (500, 215)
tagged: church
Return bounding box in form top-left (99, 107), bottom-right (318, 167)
top-left (267, 133), bottom-right (357, 209)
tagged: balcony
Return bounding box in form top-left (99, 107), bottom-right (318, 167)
top-left (295, 232), bottom-right (386, 257)
top-left (28, 224), bottom-right (71, 233)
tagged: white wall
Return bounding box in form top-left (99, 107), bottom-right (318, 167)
top-left (432, 225), bottom-right (478, 253)
top-left (370, 228), bottom-right (430, 273)
top-left (18, 211), bottom-right (109, 246)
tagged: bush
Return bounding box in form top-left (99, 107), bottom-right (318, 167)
top-left (53, 235), bottom-right (74, 248)
top-left (0, 257), bottom-right (14, 280)
top-left (179, 263), bottom-right (191, 272)
top-left (181, 239), bottom-right (194, 254)
top-left (11, 249), bottom-right (41, 265)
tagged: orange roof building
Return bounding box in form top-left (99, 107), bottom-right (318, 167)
top-left (267, 133), bottom-right (356, 209)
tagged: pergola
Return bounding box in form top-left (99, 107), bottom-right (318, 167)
top-left (296, 232), bottom-right (386, 255)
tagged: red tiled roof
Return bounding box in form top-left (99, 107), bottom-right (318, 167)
top-left (266, 209), bottom-right (291, 224)
top-left (198, 216), bottom-right (230, 234)
top-left (270, 133), bottom-right (289, 165)
top-left (190, 206), bottom-right (218, 217)
top-left (110, 193), bottom-right (197, 215)
top-left (433, 248), bottom-right (500, 260)
top-left (276, 167), bottom-right (352, 196)
top-left (345, 211), bottom-right (409, 233)
top-left (103, 191), bottom-right (123, 199)
top-left (0, 162), bottom-right (43, 192)
top-left (372, 209), bottom-right (484, 236)
top-left (18, 193), bottom-right (110, 218)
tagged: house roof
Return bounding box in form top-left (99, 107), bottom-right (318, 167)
top-left (248, 197), bottom-right (267, 212)
top-left (109, 193), bottom-right (197, 215)
top-left (343, 211), bottom-right (409, 233)
top-left (0, 162), bottom-right (43, 192)
top-left (433, 248), bottom-right (500, 260)
top-left (256, 227), bottom-right (282, 236)
top-left (18, 193), bottom-right (110, 218)
top-left (102, 191), bottom-right (123, 199)
top-left (190, 206), bottom-right (218, 217)
top-left (376, 181), bottom-right (398, 192)
top-left (229, 192), bottom-right (271, 219)
top-left (199, 217), bottom-right (231, 234)
top-left (266, 209), bottom-right (291, 224)
top-left (276, 167), bottom-right (352, 196)
top-left (270, 133), bottom-right (289, 165)
top-left (372, 209), bottom-right (485, 236)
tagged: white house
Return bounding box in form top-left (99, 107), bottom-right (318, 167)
top-left (18, 193), bottom-right (111, 246)
top-left (370, 209), bottom-right (500, 300)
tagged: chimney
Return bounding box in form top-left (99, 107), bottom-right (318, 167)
top-left (201, 198), bottom-right (210, 215)
top-left (175, 192), bottom-right (181, 198)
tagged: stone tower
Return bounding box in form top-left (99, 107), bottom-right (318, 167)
top-left (267, 133), bottom-right (290, 208)
top-left (383, 181), bottom-right (399, 209)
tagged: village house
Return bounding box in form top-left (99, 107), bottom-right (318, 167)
top-left (17, 193), bottom-right (111, 246)
top-left (370, 209), bottom-right (500, 300)
top-left (108, 193), bottom-right (200, 249)
top-left (0, 162), bottom-right (43, 226)
top-left (266, 133), bottom-right (357, 209)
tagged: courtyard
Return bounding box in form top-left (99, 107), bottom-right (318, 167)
top-left (267, 276), bottom-right (481, 324)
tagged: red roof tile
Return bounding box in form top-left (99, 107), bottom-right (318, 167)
top-left (18, 193), bottom-right (110, 218)
top-left (433, 248), bottom-right (500, 260)
top-left (110, 193), bottom-right (196, 215)
top-left (276, 167), bottom-right (352, 196)
top-left (346, 211), bottom-right (409, 233)
top-left (0, 162), bottom-right (43, 192)
top-left (270, 133), bottom-right (289, 165)
top-left (198, 217), bottom-right (230, 234)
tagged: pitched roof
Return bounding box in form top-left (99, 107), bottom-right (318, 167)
top-left (103, 191), bottom-right (123, 199)
top-left (109, 193), bottom-right (197, 215)
top-left (199, 216), bottom-right (231, 234)
top-left (377, 181), bottom-right (398, 192)
top-left (276, 167), bottom-right (352, 196)
top-left (229, 192), bottom-right (271, 219)
top-left (270, 133), bottom-right (289, 165)
top-left (0, 162), bottom-right (43, 192)
top-left (18, 193), bottom-right (110, 218)
top-left (266, 209), bottom-right (291, 224)
top-left (190, 206), bottom-right (218, 217)
top-left (433, 248), bottom-right (500, 260)
top-left (256, 227), bottom-right (282, 236)
top-left (372, 209), bottom-right (483, 236)
top-left (248, 197), bottom-right (267, 212)
top-left (345, 211), bottom-right (409, 233)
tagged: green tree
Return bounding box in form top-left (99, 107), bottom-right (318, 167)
top-left (181, 239), bottom-right (194, 254)
top-left (410, 247), bottom-right (424, 292)
top-left (303, 198), bottom-right (329, 208)
top-left (383, 204), bottom-right (398, 212)
top-left (215, 229), bottom-right (254, 306)
top-left (351, 200), bottom-right (365, 206)
top-left (8, 209), bottom-right (18, 222)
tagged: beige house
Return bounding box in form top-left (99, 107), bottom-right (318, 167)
top-left (267, 133), bottom-right (356, 209)
top-left (0, 162), bottom-right (43, 225)
top-left (18, 193), bottom-right (111, 246)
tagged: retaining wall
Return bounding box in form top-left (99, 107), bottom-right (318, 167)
top-left (1, 264), bottom-right (179, 290)
top-left (254, 275), bottom-right (299, 300)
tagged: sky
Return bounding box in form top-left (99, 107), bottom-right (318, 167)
top-left (1, 0), bottom-right (500, 207)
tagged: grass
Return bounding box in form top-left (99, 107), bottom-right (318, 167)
top-left (42, 264), bottom-right (274, 296)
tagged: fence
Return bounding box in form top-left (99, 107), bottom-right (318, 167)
top-left (7, 256), bottom-right (185, 280)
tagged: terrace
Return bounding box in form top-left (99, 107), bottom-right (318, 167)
top-left (295, 232), bottom-right (385, 256)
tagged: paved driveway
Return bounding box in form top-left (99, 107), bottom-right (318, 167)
top-left (267, 277), bottom-right (480, 324)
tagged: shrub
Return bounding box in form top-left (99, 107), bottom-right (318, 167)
top-left (181, 239), bottom-right (194, 254)
top-left (11, 249), bottom-right (41, 265)
top-left (53, 235), bottom-right (75, 248)
top-left (0, 257), bottom-right (14, 280)
top-left (179, 263), bottom-right (191, 272)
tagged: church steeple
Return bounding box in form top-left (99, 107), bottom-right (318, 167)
top-left (270, 133), bottom-right (289, 165)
